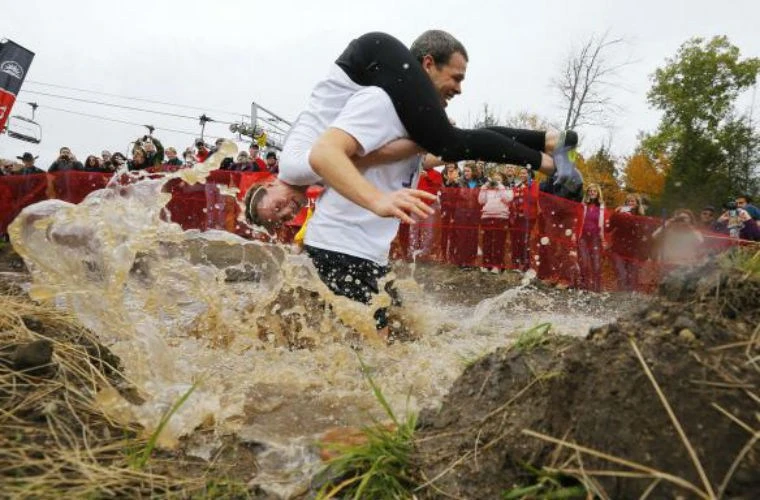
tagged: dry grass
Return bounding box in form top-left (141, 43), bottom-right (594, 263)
top-left (0, 293), bottom-right (243, 498)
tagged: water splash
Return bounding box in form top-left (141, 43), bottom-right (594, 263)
top-left (6, 142), bottom-right (635, 495)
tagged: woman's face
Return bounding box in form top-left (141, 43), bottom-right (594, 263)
top-left (518, 168), bottom-right (529, 182)
top-left (505, 166), bottom-right (515, 177)
top-left (626, 196), bottom-right (638, 207)
top-left (87, 156), bottom-right (98, 166)
top-left (134, 152), bottom-right (145, 163)
top-left (463, 167), bottom-right (473, 179)
top-left (587, 187), bottom-right (598, 199)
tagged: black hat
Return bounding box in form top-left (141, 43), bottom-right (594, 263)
top-left (266, 151), bottom-right (277, 159)
top-left (702, 205), bottom-right (716, 213)
top-left (16, 152), bottom-right (37, 162)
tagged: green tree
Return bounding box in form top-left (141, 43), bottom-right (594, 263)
top-left (644, 36), bottom-right (760, 209)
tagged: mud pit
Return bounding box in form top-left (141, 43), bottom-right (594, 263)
top-left (415, 252), bottom-right (759, 499)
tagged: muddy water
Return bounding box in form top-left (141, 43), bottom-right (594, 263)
top-left (7, 150), bottom-right (640, 497)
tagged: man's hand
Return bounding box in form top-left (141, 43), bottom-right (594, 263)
top-left (368, 189), bottom-right (436, 224)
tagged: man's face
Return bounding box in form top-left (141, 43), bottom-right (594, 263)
top-left (249, 146), bottom-right (259, 158)
top-left (518, 168), bottom-right (529, 183)
top-left (266, 157), bottom-right (276, 167)
top-left (60, 148), bottom-right (71, 159)
top-left (255, 181), bottom-right (308, 225)
top-left (422, 51), bottom-right (467, 108)
top-left (166, 149), bottom-right (177, 159)
top-left (700, 210), bottom-right (715, 223)
top-left (736, 197), bottom-right (748, 208)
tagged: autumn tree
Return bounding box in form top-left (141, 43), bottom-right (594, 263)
top-left (644, 36), bottom-right (760, 209)
top-left (577, 146), bottom-right (624, 206)
top-left (622, 151), bottom-right (668, 202)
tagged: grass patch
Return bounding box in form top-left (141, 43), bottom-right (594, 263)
top-left (316, 358), bottom-right (418, 499)
top-left (512, 322), bottom-right (552, 352)
top-left (503, 464), bottom-right (587, 499)
top-left (127, 382), bottom-right (198, 469)
top-left (0, 293), bottom-right (251, 498)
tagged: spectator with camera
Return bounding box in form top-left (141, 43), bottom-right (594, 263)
top-left (48, 147), bottom-right (84, 172)
top-left (713, 201), bottom-right (760, 241)
top-left (478, 171), bottom-right (513, 271)
top-left (138, 136), bottom-right (164, 167)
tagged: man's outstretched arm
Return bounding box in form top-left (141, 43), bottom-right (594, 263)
top-left (309, 128), bottom-right (435, 224)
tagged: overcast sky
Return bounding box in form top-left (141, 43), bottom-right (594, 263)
top-left (1, 0), bottom-right (758, 168)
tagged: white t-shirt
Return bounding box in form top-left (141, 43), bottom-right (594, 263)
top-left (304, 86), bottom-right (420, 265)
top-left (278, 64), bottom-right (363, 186)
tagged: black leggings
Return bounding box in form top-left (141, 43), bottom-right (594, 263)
top-left (336, 32), bottom-right (546, 169)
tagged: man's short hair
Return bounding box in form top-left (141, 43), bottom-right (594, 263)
top-left (243, 182), bottom-right (272, 229)
top-left (249, 143), bottom-right (260, 150)
top-left (410, 30), bottom-right (468, 66)
top-left (737, 194), bottom-right (752, 203)
top-left (266, 151), bottom-right (277, 160)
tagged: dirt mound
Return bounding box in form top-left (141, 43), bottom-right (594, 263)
top-left (415, 251), bottom-right (759, 499)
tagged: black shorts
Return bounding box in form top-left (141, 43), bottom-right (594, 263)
top-left (305, 245), bottom-right (399, 329)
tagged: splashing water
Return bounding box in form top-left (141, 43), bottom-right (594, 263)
top-left (7, 143), bottom-right (634, 496)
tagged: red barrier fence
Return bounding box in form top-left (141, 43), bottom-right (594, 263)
top-left (1, 172), bottom-right (756, 293)
top-left (393, 187), bottom-right (757, 292)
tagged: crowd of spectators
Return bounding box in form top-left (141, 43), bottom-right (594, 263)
top-left (0, 134), bottom-right (281, 177)
top-left (401, 159), bottom-right (759, 293)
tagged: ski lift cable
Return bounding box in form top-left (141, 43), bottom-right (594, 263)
top-left (20, 89), bottom-right (238, 125)
top-left (19, 100), bottom-right (221, 139)
top-left (25, 79), bottom-right (292, 124)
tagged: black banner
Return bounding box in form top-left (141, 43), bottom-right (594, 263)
top-left (0, 40), bottom-right (35, 132)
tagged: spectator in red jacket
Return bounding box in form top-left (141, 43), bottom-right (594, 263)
top-left (509, 166), bottom-right (538, 270)
top-left (195, 139), bottom-right (211, 163)
top-left (407, 160), bottom-right (443, 259)
top-left (248, 143), bottom-right (268, 171)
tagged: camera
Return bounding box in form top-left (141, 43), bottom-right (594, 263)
top-left (488, 180), bottom-right (499, 188)
top-left (724, 201), bottom-right (738, 211)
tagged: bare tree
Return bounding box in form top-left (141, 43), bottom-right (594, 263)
top-left (554, 31), bottom-right (631, 130)
top-left (471, 103), bottom-right (502, 128)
